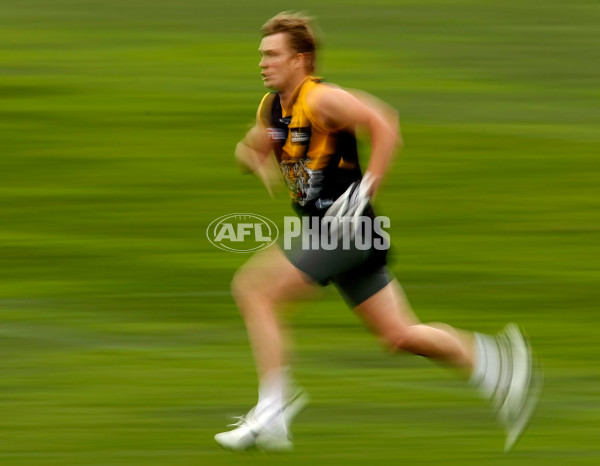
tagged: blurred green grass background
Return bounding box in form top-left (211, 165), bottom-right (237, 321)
top-left (1, 0), bottom-right (599, 464)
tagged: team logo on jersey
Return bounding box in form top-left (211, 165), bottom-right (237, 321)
top-left (267, 128), bottom-right (287, 142)
top-left (290, 127), bottom-right (311, 145)
top-left (207, 213), bottom-right (279, 253)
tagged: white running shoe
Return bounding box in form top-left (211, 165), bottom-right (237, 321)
top-left (491, 331), bottom-right (513, 414)
top-left (283, 389), bottom-right (310, 425)
top-left (497, 324), bottom-right (543, 452)
top-left (214, 406), bottom-right (272, 451)
top-left (215, 389), bottom-right (309, 452)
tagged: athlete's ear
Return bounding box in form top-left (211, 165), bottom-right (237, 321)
top-left (294, 52), bottom-right (305, 71)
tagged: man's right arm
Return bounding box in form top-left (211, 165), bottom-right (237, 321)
top-left (235, 122), bottom-right (271, 173)
top-left (235, 117), bottom-right (281, 197)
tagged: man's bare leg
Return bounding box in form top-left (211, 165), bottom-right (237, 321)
top-left (231, 246), bottom-right (314, 379)
top-left (215, 247), bottom-right (313, 450)
top-left (354, 279), bottom-right (542, 451)
top-left (355, 280), bottom-right (475, 374)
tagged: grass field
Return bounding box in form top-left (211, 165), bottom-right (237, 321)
top-left (1, 0), bottom-right (599, 464)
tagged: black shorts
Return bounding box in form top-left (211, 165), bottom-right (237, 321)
top-left (282, 211), bottom-right (392, 307)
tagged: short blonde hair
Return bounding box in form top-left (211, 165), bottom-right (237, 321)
top-left (261, 12), bottom-right (317, 73)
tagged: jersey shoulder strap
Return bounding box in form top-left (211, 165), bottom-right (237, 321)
top-left (258, 92), bottom-right (277, 127)
top-left (299, 79), bottom-right (343, 133)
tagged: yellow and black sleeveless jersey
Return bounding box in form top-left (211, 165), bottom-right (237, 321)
top-left (258, 77), bottom-right (362, 215)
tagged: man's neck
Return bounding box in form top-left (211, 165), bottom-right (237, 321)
top-left (279, 74), bottom-right (310, 113)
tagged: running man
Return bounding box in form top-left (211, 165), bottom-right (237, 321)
top-left (215, 12), bottom-right (542, 453)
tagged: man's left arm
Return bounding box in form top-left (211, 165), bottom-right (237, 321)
top-left (307, 86), bottom-right (402, 196)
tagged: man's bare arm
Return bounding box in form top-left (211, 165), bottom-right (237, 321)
top-left (235, 117), bottom-right (282, 197)
top-left (307, 86), bottom-right (401, 195)
top-left (235, 123), bottom-right (271, 172)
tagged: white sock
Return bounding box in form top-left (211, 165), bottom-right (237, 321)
top-left (470, 333), bottom-right (501, 400)
top-left (255, 368), bottom-right (289, 428)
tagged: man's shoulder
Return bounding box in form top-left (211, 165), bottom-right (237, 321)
top-left (304, 81), bottom-right (341, 113)
top-left (257, 92), bottom-right (280, 127)
top-left (303, 82), bottom-right (351, 128)
top-left (259, 91), bottom-right (278, 109)
top-left (305, 80), bottom-right (348, 104)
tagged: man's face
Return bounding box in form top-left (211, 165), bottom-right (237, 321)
top-left (259, 32), bottom-right (300, 91)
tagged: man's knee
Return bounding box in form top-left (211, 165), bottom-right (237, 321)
top-left (385, 326), bottom-right (423, 355)
top-left (231, 254), bottom-right (311, 314)
top-left (231, 269), bottom-right (264, 308)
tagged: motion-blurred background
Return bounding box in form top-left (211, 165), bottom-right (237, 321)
top-left (1, 0), bottom-right (598, 464)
